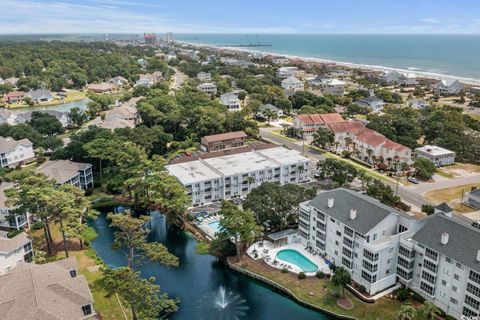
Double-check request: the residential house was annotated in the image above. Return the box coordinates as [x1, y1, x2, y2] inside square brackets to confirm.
[0, 231, 33, 275]
[27, 89, 53, 104]
[104, 97, 140, 124]
[276, 67, 298, 78]
[0, 109, 20, 125]
[0, 136, 35, 168]
[354, 96, 385, 113]
[408, 99, 427, 109]
[0, 256, 96, 319]
[18, 110, 71, 127]
[166, 146, 310, 206]
[281, 76, 304, 95]
[200, 131, 248, 152]
[299, 188, 424, 295]
[292, 113, 344, 137]
[432, 79, 464, 95]
[298, 188, 480, 319]
[468, 189, 480, 209]
[197, 72, 212, 82]
[0, 182, 30, 230]
[414, 145, 456, 167]
[197, 82, 218, 95]
[108, 76, 129, 87]
[308, 75, 330, 87]
[220, 92, 241, 111]
[398, 73, 417, 87]
[256, 104, 284, 119]
[322, 79, 345, 96]
[378, 70, 401, 85]
[86, 82, 117, 93]
[1, 91, 27, 104]
[137, 58, 148, 68]
[135, 71, 163, 87]
[36, 160, 93, 189]
[165, 52, 177, 62]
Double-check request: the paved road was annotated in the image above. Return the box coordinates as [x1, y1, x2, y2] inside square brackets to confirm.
[169, 67, 187, 94]
[260, 128, 432, 207]
[411, 174, 480, 194]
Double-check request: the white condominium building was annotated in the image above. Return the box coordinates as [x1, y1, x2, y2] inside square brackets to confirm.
[0, 182, 30, 230]
[197, 82, 218, 95]
[166, 146, 310, 206]
[276, 66, 298, 78]
[299, 188, 424, 295]
[298, 188, 480, 320]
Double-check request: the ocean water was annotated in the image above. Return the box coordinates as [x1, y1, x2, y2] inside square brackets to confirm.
[176, 34, 480, 81]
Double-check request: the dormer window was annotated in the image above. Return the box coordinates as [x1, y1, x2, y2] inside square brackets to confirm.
[69, 269, 77, 278]
[82, 304, 92, 316]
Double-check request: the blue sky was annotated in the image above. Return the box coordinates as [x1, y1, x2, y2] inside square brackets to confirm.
[2, 0, 480, 34]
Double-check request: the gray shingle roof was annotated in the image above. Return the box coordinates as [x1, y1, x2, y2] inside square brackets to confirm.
[0, 232, 32, 254]
[0, 136, 33, 153]
[434, 202, 453, 213]
[267, 229, 297, 241]
[36, 160, 91, 184]
[412, 214, 480, 273]
[308, 188, 402, 235]
[0, 257, 95, 319]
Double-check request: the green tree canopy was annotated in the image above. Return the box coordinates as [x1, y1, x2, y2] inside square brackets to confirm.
[316, 158, 358, 187]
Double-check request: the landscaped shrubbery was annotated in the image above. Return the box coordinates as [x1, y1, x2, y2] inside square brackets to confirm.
[316, 271, 325, 279]
[31, 221, 45, 231]
[297, 272, 306, 279]
[394, 288, 409, 302]
[281, 267, 289, 273]
[7, 229, 23, 238]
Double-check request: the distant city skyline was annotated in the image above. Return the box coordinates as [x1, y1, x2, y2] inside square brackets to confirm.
[1, 0, 480, 34]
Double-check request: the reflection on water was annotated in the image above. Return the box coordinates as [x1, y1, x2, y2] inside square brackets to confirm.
[90, 208, 333, 320]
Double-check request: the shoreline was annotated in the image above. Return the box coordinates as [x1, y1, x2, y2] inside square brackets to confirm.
[178, 40, 480, 86]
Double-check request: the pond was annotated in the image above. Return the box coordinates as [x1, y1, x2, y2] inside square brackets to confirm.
[8, 98, 89, 114]
[90, 209, 335, 320]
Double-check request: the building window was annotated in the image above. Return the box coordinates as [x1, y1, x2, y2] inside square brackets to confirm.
[423, 259, 438, 273]
[425, 247, 438, 261]
[463, 306, 479, 317]
[421, 271, 436, 285]
[420, 281, 435, 296]
[342, 257, 351, 269]
[450, 297, 458, 305]
[363, 249, 378, 262]
[464, 295, 480, 310]
[469, 270, 480, 285]
[361, 270, 377, 283]
[362, 260, 378, 273]
[454, 274, 460, 281]
[467, 283, 480, 298]
[82, 304, 92, 316]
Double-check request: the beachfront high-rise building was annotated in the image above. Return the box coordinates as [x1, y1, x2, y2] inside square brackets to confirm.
[164, 32, 174, 43]
[144, 33, 157, 45]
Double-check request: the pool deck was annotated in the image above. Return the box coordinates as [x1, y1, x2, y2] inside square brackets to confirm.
[195, 215, 223, 239]
[247, 241, 331, 276]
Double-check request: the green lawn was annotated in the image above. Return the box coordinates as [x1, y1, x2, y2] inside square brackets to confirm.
[236, 257, 407, 320]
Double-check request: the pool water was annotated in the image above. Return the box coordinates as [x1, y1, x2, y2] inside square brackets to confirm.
[276, 249, 318, 273]
[208, 220, 221, 233]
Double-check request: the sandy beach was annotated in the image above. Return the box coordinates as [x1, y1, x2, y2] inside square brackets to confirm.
[179, 40, 480, 86]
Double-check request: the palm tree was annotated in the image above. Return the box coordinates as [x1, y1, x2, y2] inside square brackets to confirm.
[246, 176, 256, 192]
[420, 301, 440, 319]
[334, 141, 340, 154]
[297, 164, 305, 182]
[331, 266, 351, 298]
[366, 148, 373, 164]
[398, 302, 417, 320]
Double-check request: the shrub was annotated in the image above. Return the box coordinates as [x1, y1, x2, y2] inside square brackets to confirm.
[298, 272, 306, 279]
[316, 271, 325, 279]
[7, 229, 23, 238]
[31, 221, 45, 231]
[411, 291, 426, 303]
[195, 242, 210, 255]
[358, 285, 367, 294]
[394, 288, 409, 302]
[281, 267, 289, 273]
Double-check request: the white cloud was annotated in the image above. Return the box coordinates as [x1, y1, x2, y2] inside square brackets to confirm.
[420, 18, 442, 24]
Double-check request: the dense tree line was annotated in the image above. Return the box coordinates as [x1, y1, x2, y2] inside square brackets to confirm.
[0, 41, 146, 90]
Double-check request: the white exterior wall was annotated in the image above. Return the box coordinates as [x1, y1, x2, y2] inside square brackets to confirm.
[298, 202, 421, 295]
[0, 144, 35, 168]
[322, 84, 345, 96]
[0, 238, 33, 275]
[415, 150, 455, 167]
[183, 159, 310, 206]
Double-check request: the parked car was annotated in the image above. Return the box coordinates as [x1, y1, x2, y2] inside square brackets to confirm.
[408, 176, 419, 184]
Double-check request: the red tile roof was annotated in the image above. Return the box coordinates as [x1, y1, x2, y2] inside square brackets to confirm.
[296, 113, 344, 125]
[383, 139, 410, 152]
[327, 121, 365, 133]
[354, 128, 387, 147]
